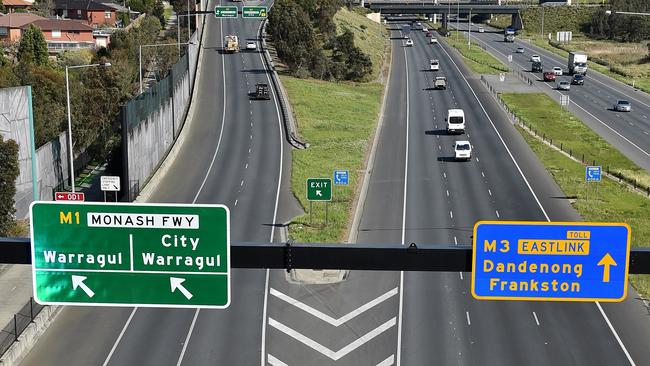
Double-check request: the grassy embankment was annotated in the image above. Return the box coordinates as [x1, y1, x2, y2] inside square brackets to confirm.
[282, 7, 388, 243]
[501, 93, 650, 298]
[446, 31, 509, 74]
[490, 6, 650, 93]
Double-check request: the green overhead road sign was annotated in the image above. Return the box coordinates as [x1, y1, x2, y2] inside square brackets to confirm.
[242, 6, 267, 18]
[307, 178, 332, 201]
[214, 6, 237, 18]
[30, 202, 230, 308]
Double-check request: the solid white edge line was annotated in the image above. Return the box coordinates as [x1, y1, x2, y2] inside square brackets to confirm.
[462, 30, 638, 366]
[533, 311, 540, 326]
[102, 307, 137, 366]
[596, 302, 636, 366]
[175, 308, 200, 366]
[396, 34, 410, 366]
[466, 311, 471, 326]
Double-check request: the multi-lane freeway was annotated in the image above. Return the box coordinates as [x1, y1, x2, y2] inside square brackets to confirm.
[453, 22, 650, 173]
[18, 6, 650, 366]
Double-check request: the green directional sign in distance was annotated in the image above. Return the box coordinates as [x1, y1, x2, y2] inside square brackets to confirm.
[214, 5, 237, 18]
[30, 202, 230, 309]
[307, 178, 332, 201]
[242, 6, 267, 18]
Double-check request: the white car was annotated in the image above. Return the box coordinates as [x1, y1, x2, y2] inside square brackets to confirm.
[552, 66, 563, 76]
[430, 59, 439, 71]
[454, 141, 472, 161]
[557, 80, 570, 90]
[515, 47, 525, 54]
[405, 39, 414, 47]
[530, 55, 541, 62]
[246, 41, 257, 50]
[478, 27, 484, 33]
[430, 37, 438, 44]
[422, 27, 428, 32]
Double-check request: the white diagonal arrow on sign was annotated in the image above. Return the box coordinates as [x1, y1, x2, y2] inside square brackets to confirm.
[170, 277, 193, 299]
[316, 190, 322, 196]
[71, 275, 95, 298]
[270, 287, 398, 327]
[268, 317, 396, 361]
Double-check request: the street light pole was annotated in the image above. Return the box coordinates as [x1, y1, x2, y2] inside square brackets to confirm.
[65, 63, 111, 193]
[456, 0, 460, 40]
[468, 8, 472, 49]
[541, 6, 544, 39]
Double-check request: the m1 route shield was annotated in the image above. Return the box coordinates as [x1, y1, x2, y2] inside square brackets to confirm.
[472, 221, 630, 302]
[30, 202, 230, 308]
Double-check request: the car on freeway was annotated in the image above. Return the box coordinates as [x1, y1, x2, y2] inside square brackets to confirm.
[478, 26, 484, 33]
[552, 66, 563, 75]
[454, 141, 472, 161]
[531, 61, 543, 73]
[530, 55, 541, 62]
[516, 47, 525, 54]
[430, 37, 438, 44]
[252, 83, 270, 100]
[434, 76, 447, 90]
[422, 27, 428, 32]
[613, 100, 631, 112]
[405, 38, 414, 47]
[416, 22, 422, 28]
[557, 80, 571, 90]
[426, 31, 432, 37]
[571, 74, 585, 85]
[543, 71, 556, 81]
[246, 41, 257, 50]
[446, 109, 466, 134]
[430, 59, 440, 71]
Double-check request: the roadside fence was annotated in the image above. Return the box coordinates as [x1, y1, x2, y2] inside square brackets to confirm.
[0, 297, 45, 358]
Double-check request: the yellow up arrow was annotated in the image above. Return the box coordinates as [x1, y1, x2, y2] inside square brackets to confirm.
[597, 253, 617, 283]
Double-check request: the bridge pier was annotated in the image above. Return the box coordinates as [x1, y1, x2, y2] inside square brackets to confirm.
[442, 13, 448, 29]
[511, 11, 524, 31]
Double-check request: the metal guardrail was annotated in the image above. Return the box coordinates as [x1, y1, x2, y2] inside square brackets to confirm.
[0, 297, 45, 358]
[3, 238, 650, 273]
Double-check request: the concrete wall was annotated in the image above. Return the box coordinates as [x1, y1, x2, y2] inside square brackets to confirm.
[34, 132, 68, 204]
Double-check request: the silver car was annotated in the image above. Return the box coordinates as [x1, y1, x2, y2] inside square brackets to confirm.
[614, 100, 631, 112]
[557, 80, 570, 90]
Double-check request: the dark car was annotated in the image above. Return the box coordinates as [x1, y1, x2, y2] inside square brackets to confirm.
[426, 31, 432, 37]
[543, 71, 556, 82]
[254, 83, 270, 100]
[531, 61, 543, 73]
[571, 74, 585, 85]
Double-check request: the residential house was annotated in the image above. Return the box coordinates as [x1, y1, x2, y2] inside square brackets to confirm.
[53, 0, 117, 27]
[26, 18, 95, 53]
[0, 13, 44, 42]
[2, 0, 32, 13]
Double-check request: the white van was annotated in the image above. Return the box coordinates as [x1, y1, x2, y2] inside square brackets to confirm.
[430, 59, 439, 71]
[446, 109, 465, 134]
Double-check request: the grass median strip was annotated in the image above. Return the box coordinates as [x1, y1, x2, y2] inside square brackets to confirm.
[517, 125, 650, 299]
[282, 77, 384, 243]
[446, 31, 510, 75]
[500, 93, 650, 190]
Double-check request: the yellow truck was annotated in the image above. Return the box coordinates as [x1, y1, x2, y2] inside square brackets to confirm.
[224, 35, 239, 53]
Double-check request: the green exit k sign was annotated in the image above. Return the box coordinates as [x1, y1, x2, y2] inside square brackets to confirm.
[214, 6, 237, 18]
[307, 178, 332, 201]
[30, 202, 230, 309]
[242, 6, 267, 18]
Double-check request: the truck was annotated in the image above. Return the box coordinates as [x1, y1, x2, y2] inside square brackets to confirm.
[504, 28, 515, 42]
[224, 35, 239, 53]
[402, 24, 411, 39]
[568, 51, 588, 75]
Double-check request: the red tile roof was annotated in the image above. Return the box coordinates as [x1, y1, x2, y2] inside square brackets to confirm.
[0, 13, 44, 28]
[26, 19, 94, 31]
[2, 0, 32, 7]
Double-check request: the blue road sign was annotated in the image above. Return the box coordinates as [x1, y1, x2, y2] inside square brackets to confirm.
[333, 170, 349, 186]
[472, 221, 630, 302]
[586, 166, 602, 182]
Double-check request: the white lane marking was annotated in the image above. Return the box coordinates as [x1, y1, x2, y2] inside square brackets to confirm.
[245, 163, 248, 169]
[454, 236, 458, 245]
[102, 308, 137, 366]
[268, 317, 397, 361]
[466, 311, 471, 326]
[644, 131, 649, 135]
[438, 43, 551, 221]
[240, 180, 244, 187]
[533, 311, 540, 326]
[397, 34, 411, 366]
[596, 302, 636, 366]
[643, 115, 648, 119]
[175, 308, 200, 366]
[438, 145, 442, 150]
[481, 171, 485, 178]
[270, 287, 398, 327]
[459, 272, 463, 280]
[10, 286, 16, 292]
[443, 172, 447, 179]
[234, 199, 238, 206]
[476, 157, 479, 162]
[267, 354, 288, 366]
[446, 189, 450, 197]
[495, 210, 500, 218]
[249, 148, 252, 153]
[488, 189, 492, 196]
[450, 211, 453, 219]
[377, 354, 395, 366]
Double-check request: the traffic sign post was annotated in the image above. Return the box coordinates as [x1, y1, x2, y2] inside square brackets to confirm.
[472, 221, 631, 302]
[101, 175, 121, 202]
[242, 6, 267, 18]
[586, 166, 601, 182]
[30, 202, 230, 308]
[333, 170, 349, 186]
[214, 6, 237, 18]
[54, 192, 85, 202]
[307, 178, 332, 226]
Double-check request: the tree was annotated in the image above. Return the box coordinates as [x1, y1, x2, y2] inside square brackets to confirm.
[33, 0, 54, 17]
[0, 135, 19, 236]
[17, 25, 49, 66]
[267, 0, 318, 74]
[21, 65, 67, 147]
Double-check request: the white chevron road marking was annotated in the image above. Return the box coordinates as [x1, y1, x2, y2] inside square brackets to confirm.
[270, 287, 398, 327]
[268, 317, 397, 361]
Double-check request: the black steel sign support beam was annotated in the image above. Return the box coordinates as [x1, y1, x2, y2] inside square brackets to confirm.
[3, 238, 650, 273]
